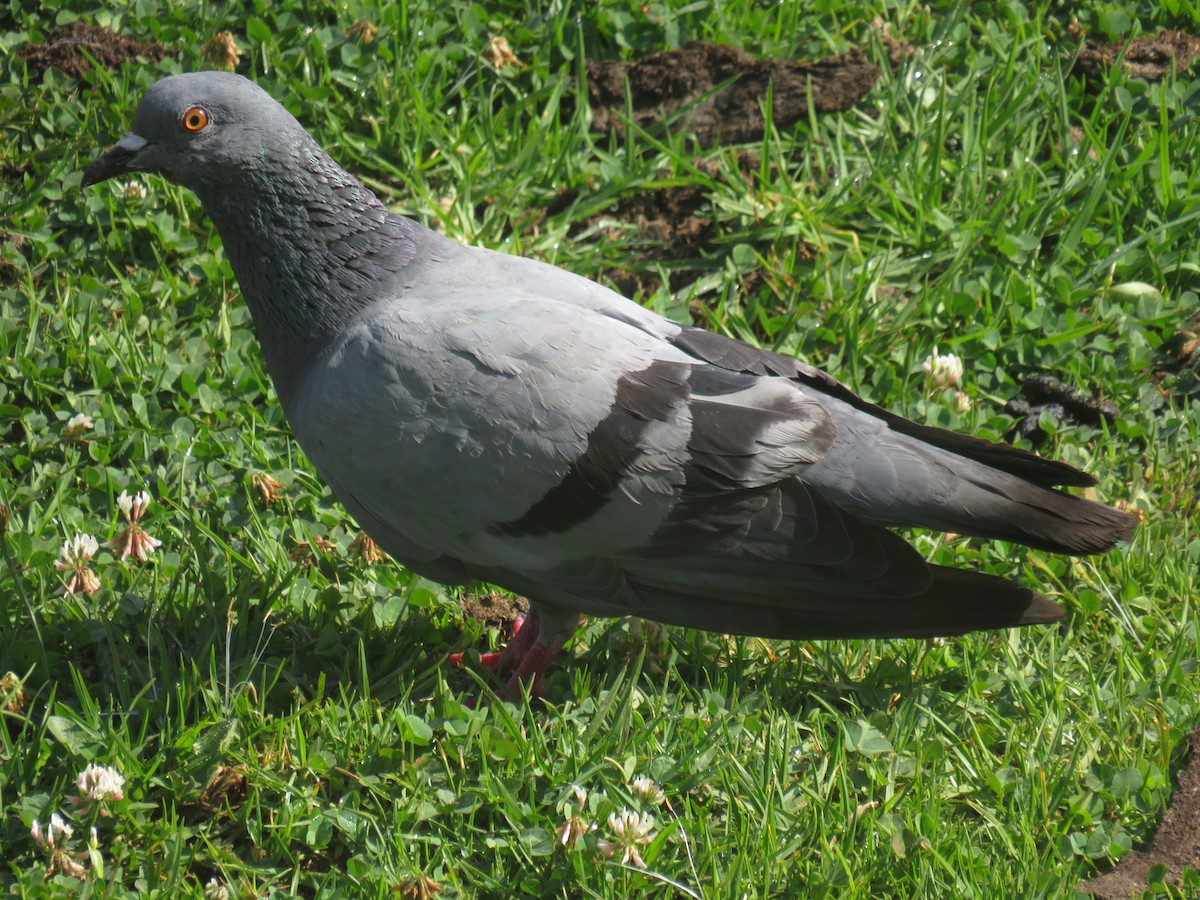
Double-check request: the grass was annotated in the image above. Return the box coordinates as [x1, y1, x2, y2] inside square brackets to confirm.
[2, 0, 1199, 896]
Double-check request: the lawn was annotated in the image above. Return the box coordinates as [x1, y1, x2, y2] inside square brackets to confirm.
[2, 0, 1199, 896]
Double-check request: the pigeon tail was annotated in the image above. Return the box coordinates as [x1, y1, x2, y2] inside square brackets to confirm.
[622, 565, 1064, 641]
[863, 451, 1138, 557]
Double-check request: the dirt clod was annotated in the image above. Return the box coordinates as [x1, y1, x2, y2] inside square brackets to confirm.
[459, 592, 527, 629]
[1081, 727, 1200, 897]
[543, 153, 815, 300]
[179, 764, 250, 823]
[1151, 314, 1200, 405]
[0, 162, 29, 182]
[17, 21, 167, 80]
[587, 40, 880, 147]
[200, 764, 250, 812]
[1073, 29, 1200, 81]
[542, 150, 821, 300]
[1158, 317, 1200, 377]
[1004, 375, 1119, 447]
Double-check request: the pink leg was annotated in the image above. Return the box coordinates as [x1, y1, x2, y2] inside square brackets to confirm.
[504, 629, 570, 699]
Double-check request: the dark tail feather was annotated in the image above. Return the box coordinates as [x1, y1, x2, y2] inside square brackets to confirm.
[625, 565, 1065, 641]
[886, 565, 1067, 637]
[945, 475, 1138, 557]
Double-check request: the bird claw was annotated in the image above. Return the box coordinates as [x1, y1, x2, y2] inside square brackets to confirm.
[449, 611, 541, 674]
[448, 611, 572, 700]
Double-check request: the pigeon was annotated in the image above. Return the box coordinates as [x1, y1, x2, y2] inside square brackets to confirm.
[84, 72, 1138, 695]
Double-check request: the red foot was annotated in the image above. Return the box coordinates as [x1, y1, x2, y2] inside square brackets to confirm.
[447, 610, 569, 699]
[448, 613, 540, 674]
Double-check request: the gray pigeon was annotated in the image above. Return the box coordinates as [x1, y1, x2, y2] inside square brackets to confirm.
[84, 72, 1137, 695]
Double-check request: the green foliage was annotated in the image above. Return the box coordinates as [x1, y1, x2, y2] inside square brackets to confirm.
[2, 0, 1198, 896]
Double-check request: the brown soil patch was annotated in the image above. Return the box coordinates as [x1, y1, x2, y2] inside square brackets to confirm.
[1152, 315, 1200, 407]
[1081, 727, 1200, 897]
[1157, 317, 1200, 377]
[17, 21, 167, 80]
[0, 231, 29, 284]
[199, 764, 250, 812]
[539, 154, 815, 300]
[459, 591, 527, 629]
[179, 764, 250, 822]
[543, 155, 745, 298]
[1073, 29, 1200, 81]
[1004, 375, 1120, 447]
[559, 39, 888, 298]
[0, 162, 29, 182]
[586, 40, 881, 147]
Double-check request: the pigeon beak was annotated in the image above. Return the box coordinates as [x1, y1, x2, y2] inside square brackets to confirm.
[82, 133, 149, 187]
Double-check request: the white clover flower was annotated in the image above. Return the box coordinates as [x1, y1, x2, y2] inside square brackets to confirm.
[630, 776, 665, 807]
[204, 877, 232, 900]
[557, 815, 591, 849]
[115, 490, 151, 523]
[571, 784, 587, 809]
[923, 350, 964, 389]
[64, 413, 94, 443]
[106, 490, 161, 562]
[76, 763, 125, 802]
[953, 390, 971, 414]
[56, 533, 98, 567]
[555, 783, 594, 849]
[55, 534, 101, 596]
[117, 180, 148, 200]
[30, 812, 73, 849]
[596, 809, 656, 867]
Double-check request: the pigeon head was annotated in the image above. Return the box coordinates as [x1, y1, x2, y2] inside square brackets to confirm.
[83, 71, 305, 191]
[83, 72, 420, 401]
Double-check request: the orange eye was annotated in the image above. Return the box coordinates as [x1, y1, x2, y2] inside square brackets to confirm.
[182, 106, 209, 132]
